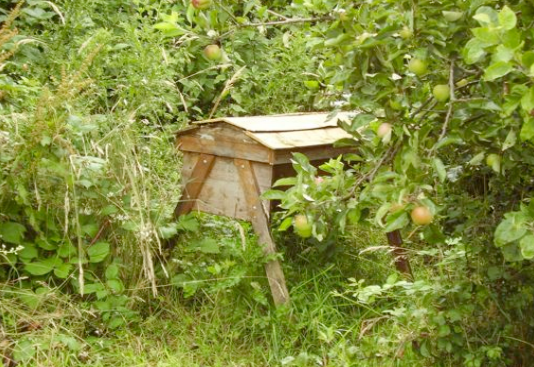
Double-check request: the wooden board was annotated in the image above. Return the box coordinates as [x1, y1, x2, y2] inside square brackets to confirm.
[181, 153, 273, 220]
[177, 124, 272, 163]
[189, 111, 359, 132]
[247, 127, 352, 150]
[234, 158, 289, 305]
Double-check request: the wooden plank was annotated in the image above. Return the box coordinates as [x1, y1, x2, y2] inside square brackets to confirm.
[235, 158, 290, 306]
[182, 156, 273, 220]
[177, 124, 272, 163]
[272, 145, 354, 165]
[247, 127, 353, 150]
[191, 111, 359, 132]
[174, 154, 216, 217]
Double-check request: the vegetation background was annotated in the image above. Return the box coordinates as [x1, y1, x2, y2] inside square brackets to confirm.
[1, 0, 534, 366]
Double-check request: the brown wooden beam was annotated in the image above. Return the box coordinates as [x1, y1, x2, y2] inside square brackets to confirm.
[174, 154, 216, 217]
[234, 158, 290, 306]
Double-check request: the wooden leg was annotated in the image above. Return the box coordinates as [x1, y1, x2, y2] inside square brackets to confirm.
[174, 154, 216, 218]
[386, 230, 413, 279]
[234, 158, 290, 306]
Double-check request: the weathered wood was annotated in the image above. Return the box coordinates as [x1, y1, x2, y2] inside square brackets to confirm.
[234, 158, 290, 306]
[181, 154, 273, 220]
[386, 230, 413, 279]
[177, 124, 272, 163]
[174, 154, 216, 217]
[193, 111, 358, 132]
[247, 127, 352, 150]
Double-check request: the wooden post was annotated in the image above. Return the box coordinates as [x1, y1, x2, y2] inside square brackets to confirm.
[386, 230, 413, 279]
[234, 158, 290, 306]
[174, 154, 216, 217]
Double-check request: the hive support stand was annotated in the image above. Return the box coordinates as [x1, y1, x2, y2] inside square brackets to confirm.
[234, 158, 290, 306]
[173, 154, 290, 306]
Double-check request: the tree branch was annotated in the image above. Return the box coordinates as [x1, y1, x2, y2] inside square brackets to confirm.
[238, 16, 334, 28]
[438, 59, 455, 142]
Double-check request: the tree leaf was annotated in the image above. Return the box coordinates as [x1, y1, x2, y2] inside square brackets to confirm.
[432, 158, 447, 182]
[498, 6, 517, 30]
[483, 61, 514, 81]
[502, 130, 517, 150]
[87, 242, 111, 263]
[520, 234, 534, 259]
[520, 118, 534, 142]
[494, 213, 527, 247]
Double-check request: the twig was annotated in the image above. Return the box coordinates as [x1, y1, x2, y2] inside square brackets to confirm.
[209, 66, 246, 119]
[438, 59, 455, 142]
[238, 16, 334, 28]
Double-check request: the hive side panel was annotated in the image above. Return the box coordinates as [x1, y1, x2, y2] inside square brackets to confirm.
[181, 154, 273, 220]
[177, 124, 273, 163]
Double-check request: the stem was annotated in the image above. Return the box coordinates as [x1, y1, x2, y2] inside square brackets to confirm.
[438, 59, 455, 142]
[239, 16, 334, 28]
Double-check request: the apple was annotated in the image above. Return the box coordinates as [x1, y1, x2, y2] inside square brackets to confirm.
[377, 122, 392, 138]
[204, 44, 222, 61]
[432, 84, 450, 102]
[408, 58, 427, 76]
[399, 26, 413, 39]
[411, 206, 433, 225]
[294, 214, 312, 238]
[191, 0, 212, 10]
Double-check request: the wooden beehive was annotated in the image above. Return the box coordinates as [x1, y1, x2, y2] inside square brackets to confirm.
[174, 111, 358, 305]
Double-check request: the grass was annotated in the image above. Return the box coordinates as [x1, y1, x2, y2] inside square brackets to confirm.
[0, 221, 425, 367]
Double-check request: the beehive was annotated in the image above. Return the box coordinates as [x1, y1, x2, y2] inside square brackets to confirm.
[174, 111, 358, 305]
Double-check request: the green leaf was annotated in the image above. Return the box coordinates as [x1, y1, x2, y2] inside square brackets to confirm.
[24, 258, 60, 276]
[502, 130, 517, 150]
[498, 6, 517, 30]
[483, 61, 514, 81]
[188, 238, 220, 254]
[87, 242, 111, 263]
[521, 87, 534, 112]
[176, 215, 199, 232]
[106, 279, 125, 293]
[158, 225, 178, 239]
[105, 264, 120, 280]
[278, 217, 293, 231]
[18, 245, 38, 261]
[53, 262, 72, 278]
[494, 213, 527, 247]
[432, 158, 446, 182]
[520, 235, 534, 259]
[520, 118, 534, 142]
[0, 221, 26, 244]
[501, 243, 524, 262]
[273, 177, 297, 187]
[261, 189, 287, 200]
[472, 27, 500, 45]
[463, 38, 487, 64]
[384, 212, 409, 232]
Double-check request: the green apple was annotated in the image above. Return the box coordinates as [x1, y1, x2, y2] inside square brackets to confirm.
[294, 214, 312, 238]
[204, 44, 222, 61]
[408, 58, 427, 76]
[432, 84, 450, 102]
[399, 26, 413, 39]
